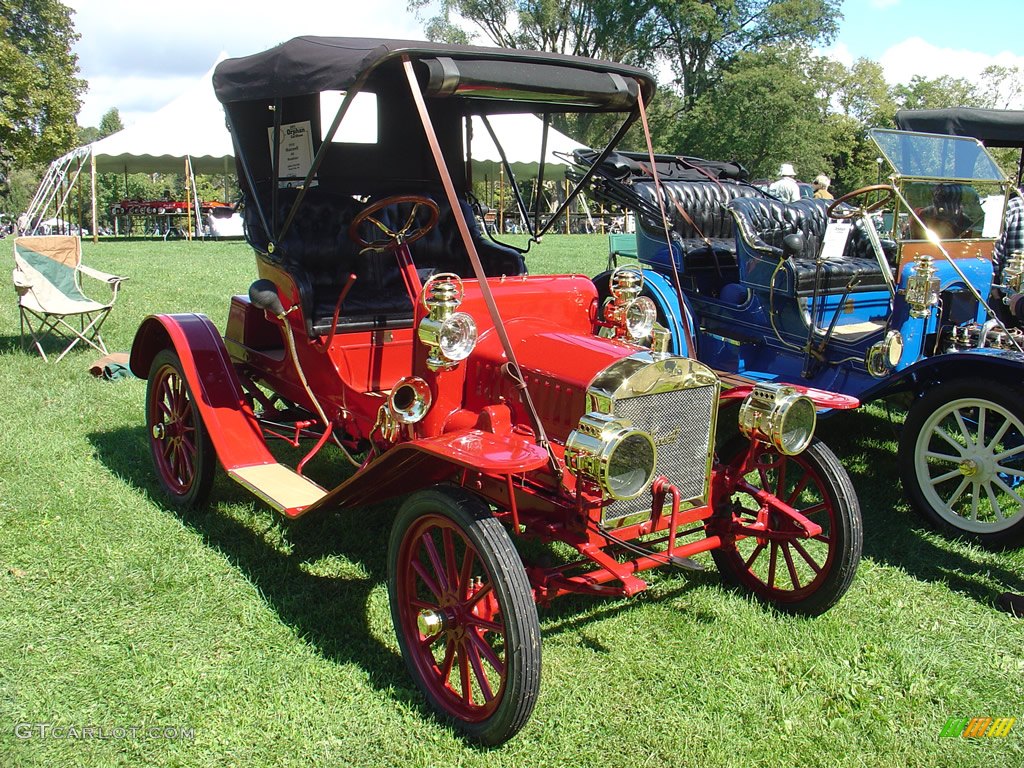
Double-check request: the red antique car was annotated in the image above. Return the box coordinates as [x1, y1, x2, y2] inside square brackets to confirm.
[110, 198, 232, 216]
[130, 37, 863, 744]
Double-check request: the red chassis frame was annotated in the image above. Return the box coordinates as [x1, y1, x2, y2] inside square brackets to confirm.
[131, 271, 856, 607]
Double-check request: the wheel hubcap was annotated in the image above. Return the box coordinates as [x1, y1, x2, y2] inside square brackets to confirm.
[417, 608, 447, 636]
[958, 458, 979, 478]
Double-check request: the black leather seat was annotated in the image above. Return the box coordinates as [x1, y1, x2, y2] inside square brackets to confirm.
[728, 197, 892, 296]
[244, 189, 526, 335]
[633, 180, 762, 271]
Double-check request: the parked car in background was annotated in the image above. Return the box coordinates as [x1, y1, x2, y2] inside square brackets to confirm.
[129, 36, 863, 744]
[580, 129, 1024, 548]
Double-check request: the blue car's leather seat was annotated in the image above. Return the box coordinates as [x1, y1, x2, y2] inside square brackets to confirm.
[728, 197, 893, 296]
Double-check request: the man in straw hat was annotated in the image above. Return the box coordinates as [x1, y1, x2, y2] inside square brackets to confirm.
[770, 163, 801, 202]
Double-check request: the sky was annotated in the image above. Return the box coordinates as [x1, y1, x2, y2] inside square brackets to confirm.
[67, 0, 1024, 129]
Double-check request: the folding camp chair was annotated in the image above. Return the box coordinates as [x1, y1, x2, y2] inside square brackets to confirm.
[12, 235, 126, 362]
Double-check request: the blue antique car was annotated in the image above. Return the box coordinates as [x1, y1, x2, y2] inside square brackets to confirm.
[581, 129, 1024, 547]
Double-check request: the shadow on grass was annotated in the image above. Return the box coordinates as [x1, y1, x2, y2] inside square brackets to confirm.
[820, 407, 1024, 605]
[0, 331, 113, 361]
[87, 424, 432, 714]
[0, 334, 27, 355]
[87, 422, 720, 742]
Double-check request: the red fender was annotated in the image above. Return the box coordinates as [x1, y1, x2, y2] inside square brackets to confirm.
[130, 314, 276, 470]
[303, 429, 550, 514]
[720, 382, 859, 411]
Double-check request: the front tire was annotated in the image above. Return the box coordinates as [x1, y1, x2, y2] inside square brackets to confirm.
[899, 379, 1024, 548]
[387, 487, 541, 745]
[711, 439, 862, 616]
[146, 348, 216, 507]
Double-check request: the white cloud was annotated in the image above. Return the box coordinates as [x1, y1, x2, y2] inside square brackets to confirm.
[881, 37, 1024, 105]
[819, 36, 1024, 107]
[881, 37, 1022, 83]
[821, 41, 854, 68]
[67, 0, 426, 126]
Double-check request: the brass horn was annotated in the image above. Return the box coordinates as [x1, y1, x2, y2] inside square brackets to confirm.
[388, 377, 433, 424]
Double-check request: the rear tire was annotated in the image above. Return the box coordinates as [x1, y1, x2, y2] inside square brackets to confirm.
[899, 379, 1024, 548]
[146, 349, 215, 508]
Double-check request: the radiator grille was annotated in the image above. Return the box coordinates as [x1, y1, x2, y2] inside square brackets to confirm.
[604, 385, 716, 524]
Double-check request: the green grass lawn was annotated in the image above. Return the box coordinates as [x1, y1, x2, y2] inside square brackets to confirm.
[1, 236, 1022, 767]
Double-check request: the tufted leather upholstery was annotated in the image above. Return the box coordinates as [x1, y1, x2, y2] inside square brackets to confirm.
[633, 180, 761, 269]
[635, 180, 761, 240]
[728, 197, 892, 296]
[244, 189, 525, 334]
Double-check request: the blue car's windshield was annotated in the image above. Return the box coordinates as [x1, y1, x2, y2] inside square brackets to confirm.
[870, 128, 1007, 182]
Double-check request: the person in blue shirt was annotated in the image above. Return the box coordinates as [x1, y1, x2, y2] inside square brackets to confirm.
[769, 163, 800, 203]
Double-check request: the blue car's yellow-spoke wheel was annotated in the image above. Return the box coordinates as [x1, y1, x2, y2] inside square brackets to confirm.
[900, 379, 1024, 548]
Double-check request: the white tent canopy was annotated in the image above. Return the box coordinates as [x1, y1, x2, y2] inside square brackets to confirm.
[24, 54, 235, 238]
[89, 55, 234, 175]
[26, 56, 587, 238]
[468, 113, 586, 179]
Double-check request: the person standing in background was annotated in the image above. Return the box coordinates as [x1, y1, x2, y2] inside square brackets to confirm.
[769, 163, 800, 203]
[813, 174, 834, 200]
[994, 193, 1023, 273]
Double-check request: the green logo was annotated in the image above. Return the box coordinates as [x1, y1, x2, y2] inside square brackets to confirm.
[940, 717, 1015, 738]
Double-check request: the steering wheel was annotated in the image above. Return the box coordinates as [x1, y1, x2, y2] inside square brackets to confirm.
[826, 184, 896, 220]
[350, 194, 440, 251]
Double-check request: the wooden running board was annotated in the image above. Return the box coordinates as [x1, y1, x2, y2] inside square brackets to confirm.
[228, 463, 327, 516]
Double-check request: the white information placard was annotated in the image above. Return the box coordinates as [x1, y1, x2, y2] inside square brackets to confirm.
[268, 121, 316, 187]
[820, 221, 853, 261]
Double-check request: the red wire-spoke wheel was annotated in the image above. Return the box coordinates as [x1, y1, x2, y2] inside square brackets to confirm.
[146, 349, 215, 508]
[711, 438, 862, 616]
[388, 487, 540, 745]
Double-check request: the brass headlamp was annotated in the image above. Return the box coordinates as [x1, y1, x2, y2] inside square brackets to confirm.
[604, 266, 657, 342]
[418, 273, 478, 371]
[738, 382, 816, 456]
[565, 412, 657, 501]
[866, 330, 904, 378]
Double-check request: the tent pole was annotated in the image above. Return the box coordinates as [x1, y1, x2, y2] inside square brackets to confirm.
[185, 156, 194, 240]
[565, 179, 569, 234]
[76, 154, 84, 236]
[91, 150, 98, 243]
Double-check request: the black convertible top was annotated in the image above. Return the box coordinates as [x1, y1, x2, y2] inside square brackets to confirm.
[895, 108, 1024, 148]
[213, 36, 656, 111]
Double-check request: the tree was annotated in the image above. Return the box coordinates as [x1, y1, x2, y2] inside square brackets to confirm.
[411, 0, 663, 64]
[675, 45, 836, 182]
[823, 57, 898, 194]
[0, 1, 85, 168]
[98, 107, 123, 138]
[892, 74, 978, 111]
[652, 0, 842, 110]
